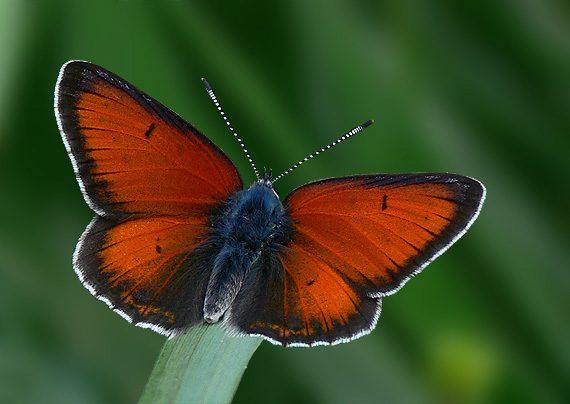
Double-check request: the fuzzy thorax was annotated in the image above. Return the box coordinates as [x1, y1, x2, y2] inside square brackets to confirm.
[203, 180, 287, 323]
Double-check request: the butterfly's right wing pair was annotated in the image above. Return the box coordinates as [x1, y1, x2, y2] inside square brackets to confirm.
[227, 174, 485, 346]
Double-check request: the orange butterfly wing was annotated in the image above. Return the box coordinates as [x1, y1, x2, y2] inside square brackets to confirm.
[55, 61, 242, 335]
[74, 216, 221, 335]
[56, 61, 242, 218]
[228, 173, 484, 346]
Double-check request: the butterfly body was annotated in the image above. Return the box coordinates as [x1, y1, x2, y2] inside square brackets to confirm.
[204, 177, 290, 323]
[55, 61, 485, 346]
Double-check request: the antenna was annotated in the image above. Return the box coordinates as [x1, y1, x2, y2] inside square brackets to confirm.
[272, 119, 374, 183]
[202, 78, 260, 180]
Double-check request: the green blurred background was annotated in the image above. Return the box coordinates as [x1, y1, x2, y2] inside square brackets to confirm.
[1, 1, 568, 403]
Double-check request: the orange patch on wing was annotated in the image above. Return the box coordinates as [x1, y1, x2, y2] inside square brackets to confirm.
[276, 244, 363, 338]
[74, 78, 241, 215]
[123, 295, 177, 323]
[96, 216, 207, 317]
[286, 178, 463, 289]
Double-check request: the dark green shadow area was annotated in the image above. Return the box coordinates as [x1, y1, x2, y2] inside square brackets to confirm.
[0, 1, 568, 403]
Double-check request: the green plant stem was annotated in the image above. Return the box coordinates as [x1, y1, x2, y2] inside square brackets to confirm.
[138, 322, 263, 404]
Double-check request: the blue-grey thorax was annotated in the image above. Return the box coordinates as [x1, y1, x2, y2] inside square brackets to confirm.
[203, 179, 288, 323]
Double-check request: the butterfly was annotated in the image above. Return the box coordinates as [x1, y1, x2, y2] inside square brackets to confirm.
[55, 61, 485, 347]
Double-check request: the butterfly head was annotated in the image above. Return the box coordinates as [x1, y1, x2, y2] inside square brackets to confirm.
[260, 168, 273, 184]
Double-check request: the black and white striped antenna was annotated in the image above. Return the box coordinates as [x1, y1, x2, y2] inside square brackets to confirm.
[202, 78, 260, 180]
[202, 78, 374, 183]
[271, 119, 374, 183]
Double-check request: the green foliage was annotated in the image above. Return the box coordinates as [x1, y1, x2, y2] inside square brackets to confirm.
[139, 323, 262, 404]
[0, 1, 568, 403]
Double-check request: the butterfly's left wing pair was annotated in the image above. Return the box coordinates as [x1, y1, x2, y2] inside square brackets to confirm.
[56, 61, 243, 335]
[57, 61, 484, 345]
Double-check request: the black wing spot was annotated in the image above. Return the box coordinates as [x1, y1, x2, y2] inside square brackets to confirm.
[145, 123, 156, 138]
[381, 194, 388, 210]
[307, 279, 315, 286]
[156, 245, 162, 254]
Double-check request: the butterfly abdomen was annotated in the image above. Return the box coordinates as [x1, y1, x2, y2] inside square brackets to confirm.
[204, 179, 290, 322]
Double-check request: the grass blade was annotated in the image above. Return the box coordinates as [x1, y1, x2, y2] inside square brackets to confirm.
[138, 322, 262, 404]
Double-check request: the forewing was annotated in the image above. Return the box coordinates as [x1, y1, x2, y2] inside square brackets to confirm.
[285, 173, 485, 296]
[55, 61, 243, 218]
